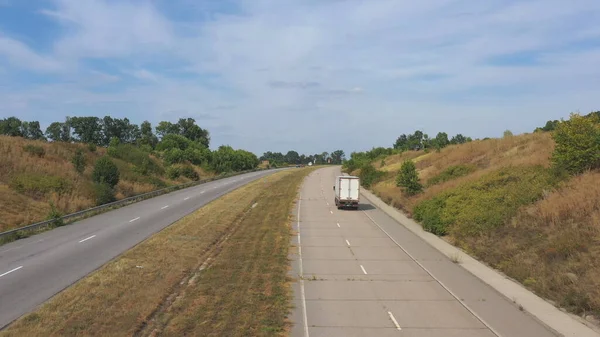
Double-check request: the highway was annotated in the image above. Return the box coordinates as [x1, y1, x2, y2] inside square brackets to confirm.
[290, 167, 560, 337]
[0, 169, 280, 329]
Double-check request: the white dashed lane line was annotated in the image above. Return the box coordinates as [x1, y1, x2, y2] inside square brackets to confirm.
[0, 266, 23, 278]
[161, 205, 169, 210]
[79, 235, 96, 243]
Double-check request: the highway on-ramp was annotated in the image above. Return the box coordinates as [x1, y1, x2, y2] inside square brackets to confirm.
[0, 169, 281, 329]
[290, 166, 560, 337]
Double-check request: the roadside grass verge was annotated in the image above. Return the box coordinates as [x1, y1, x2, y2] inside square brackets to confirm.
[461, 170, 600, 317]
[413, 165, 558, 237]
[1, 168, 311, 337]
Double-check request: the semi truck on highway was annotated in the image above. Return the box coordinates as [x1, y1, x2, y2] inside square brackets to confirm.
[333, 175, 360, 210]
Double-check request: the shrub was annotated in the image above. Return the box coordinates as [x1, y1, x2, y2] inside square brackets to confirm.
[396, 160, 423, 195]
[47, 201, 64, 227]
[107, 144, 163, 175]
[87, 143, 97, 152]
[359, 164, 385, 188]
[94, 183, 116, 206]
[413, 166, 556, 238]
[166, 166, 181, 180]
[503, 130, 514, 138]
[92, 156, 120, 188]
[427, 164, 475, 186]
[163, 148, 185, 165]
[551, 113, 600, 175]
[10, 174, 71, 196]
[72, 149, 86, 174]
[23, 144, 45, 158]
[180, 165, 200, 181]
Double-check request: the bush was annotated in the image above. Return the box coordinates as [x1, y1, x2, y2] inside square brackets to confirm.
[503, 130, 514, 138]
[107, 144, 163, 175]
[87, 143, 97, 152]
[94, 183, 116, 206]
[180, 165, 200, 181]
[166, 166, 181, 180]
[23, 144, 45, 157]
[163, 148, 185, 165]
[396, 160, 423, 195]
[359, 164, 385, 188]
[413, 197, 447, 235]
[551, 113, 600, 175]
[92, 156, 120, 187]
[72, 149, 86, 174]
[427, 165, 475, 186]
[10, 174, 71, 196]
[47, 201, 64, 227]
[413, 166, 556, 238]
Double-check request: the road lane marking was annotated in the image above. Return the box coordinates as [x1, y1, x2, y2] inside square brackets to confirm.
[184, 197, 190, 200]
[362, 211, 502, 337]
[129, 217, 140, 223]
[297, 195, 310, 337]
[200, 191, 205, 194]
[388, 311, 401, 330]
[0, 266, 23, 278]
[161, 205, 169, 209]
[326, 202, 329, 206]
[330, 210, 333, 214]
[337, 222, 340, 228]
[79, 235, 96, 243]
[360, 265, 368, 274]
[346, 239, 351, 246]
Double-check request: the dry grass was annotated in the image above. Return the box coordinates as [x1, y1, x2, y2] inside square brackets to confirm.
[371, 132, 554, 216]
[0, 136, 198, 231]
[462, 171, 600, 315]
[1, 168, 313, 337]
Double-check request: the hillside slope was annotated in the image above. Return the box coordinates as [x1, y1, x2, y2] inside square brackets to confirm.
[346, 123, 600, 322]
[0, 136, 213, 232]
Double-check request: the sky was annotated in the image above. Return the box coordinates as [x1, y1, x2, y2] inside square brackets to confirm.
[0, 0, 599, 155]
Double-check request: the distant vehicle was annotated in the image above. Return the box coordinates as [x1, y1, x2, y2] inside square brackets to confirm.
[333, 175, 360, 210]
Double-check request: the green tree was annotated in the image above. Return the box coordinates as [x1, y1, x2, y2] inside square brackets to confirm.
[138, 121, 158, 148]
[70, 117, 102, 144]
[72, 149, 86, 174]
[551, 113, 600, 175]
[396, 160, 423, 195]
[0, 117, 23, 137]
[503, 130, 514, 138]
[450, 134, 468, 144]
[92, 156, 120, 187]
[285, 150, 300, 164]
[330, 150, 345, 164]
[177, 118, 210, 148]
[45, 122, 64, 142]
[21, 121, 46, 140]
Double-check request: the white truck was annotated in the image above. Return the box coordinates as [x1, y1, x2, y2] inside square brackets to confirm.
[333, 175, 360, 210]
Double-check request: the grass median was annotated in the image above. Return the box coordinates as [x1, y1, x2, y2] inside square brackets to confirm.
[1, 168, 313, 337]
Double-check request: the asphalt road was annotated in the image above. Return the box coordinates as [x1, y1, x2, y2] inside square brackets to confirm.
[0, 169, 281, 329]
[290, 167, 560, 337]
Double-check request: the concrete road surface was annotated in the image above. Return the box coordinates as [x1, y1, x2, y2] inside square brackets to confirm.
[290, 167, 560, 337]
[0, 169, 281, 329]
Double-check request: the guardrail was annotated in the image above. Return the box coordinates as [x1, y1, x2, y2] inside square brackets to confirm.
[0, 167, 274, 243]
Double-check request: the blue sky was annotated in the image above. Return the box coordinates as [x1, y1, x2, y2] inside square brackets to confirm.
[0, 0, 599, 155]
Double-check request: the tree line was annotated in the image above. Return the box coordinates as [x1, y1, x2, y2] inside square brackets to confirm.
[260, 150, 345, 166]
[0, 115, 259, 174]
[394, 130, 472, 152]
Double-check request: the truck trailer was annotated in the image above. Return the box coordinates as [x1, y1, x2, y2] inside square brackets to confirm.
[333, 175, 360, 210]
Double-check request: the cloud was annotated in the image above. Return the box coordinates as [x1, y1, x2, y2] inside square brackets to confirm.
[268, 81, 320, 89]
[0, 35, 62, 72]
[1, 0, 599, 155]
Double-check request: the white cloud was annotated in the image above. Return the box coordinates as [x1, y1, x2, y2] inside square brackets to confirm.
[0, 35, 62, 72]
